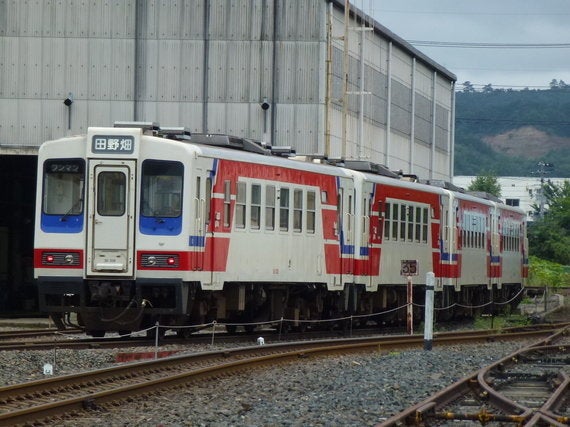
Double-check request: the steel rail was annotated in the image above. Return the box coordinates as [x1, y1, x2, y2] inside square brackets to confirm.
[0, 323, 564, 352]
[377, 325, 570, 426]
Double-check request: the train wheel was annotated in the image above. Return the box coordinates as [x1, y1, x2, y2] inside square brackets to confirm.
[118, 330, 132, 337]
[88, 330, 105, 338]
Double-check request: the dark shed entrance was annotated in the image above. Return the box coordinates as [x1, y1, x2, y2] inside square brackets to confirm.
[0, 154, 37, 314]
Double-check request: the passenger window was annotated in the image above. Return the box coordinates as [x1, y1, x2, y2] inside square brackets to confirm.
[251, 184, 261, 229]
[293, 189, 303, 232]
[236, 182, 246, 229]
[205, 177, 212, 225]
[307, 191, 316, 234]
[265, 185, 276, 230]
[223, 180, 231, 227]
[280, 188, 290, 231]
[384, 202, 391, 239]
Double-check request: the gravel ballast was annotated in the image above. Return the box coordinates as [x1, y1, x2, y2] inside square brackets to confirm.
[0, 339, 530, 426]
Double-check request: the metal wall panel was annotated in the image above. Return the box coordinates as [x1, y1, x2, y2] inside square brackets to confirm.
[136, 39, 159, 101]
[275, 104, 320, 154]
[64, 38, 89, 99]
[208, 41, 228, 102]
[414, 63, 434, 100]
[391, 46, 412, 86]
[0, 99, 19, 144]
[436, 74, 452, 109]
[435, 104, 449, 151]
[225, 42, 252, 102]
[40, 99, 69, 142]
[18, 100, 42, 144]
[38, 38, 66, 99]
[277, 41, 321, 104]
[156, 40, 182, 102]
[224, 103, 251, 136]
[178, 102, 205, 132]
[180, 40, 205, 102]
[88, 39, 113, 100]
[277, 0, 322, 41]
[179, 0, 206, 39]
[0, 0, 7, 36]
[209, 0, 264, 41]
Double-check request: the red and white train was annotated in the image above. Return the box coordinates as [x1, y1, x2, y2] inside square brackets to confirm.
[34, 122, 528, 336]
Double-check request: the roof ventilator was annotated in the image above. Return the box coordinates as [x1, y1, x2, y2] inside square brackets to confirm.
[342, 160, 401, 178]
[113, 121, 160, 134]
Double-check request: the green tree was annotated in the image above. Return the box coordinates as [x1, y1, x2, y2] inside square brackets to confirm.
[462, 81, 475, 93]
[528, 180, 570, 264]
[467, 173, 501, 197]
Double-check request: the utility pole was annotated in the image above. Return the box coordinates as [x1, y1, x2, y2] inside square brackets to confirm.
[533, 161, 554, 219]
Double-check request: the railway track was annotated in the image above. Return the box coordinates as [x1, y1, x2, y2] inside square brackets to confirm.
[0, 328, 82, 340]
[379, 325, 570, 426]
[0, 322, 566, 352]
[0, 325, 566, 426]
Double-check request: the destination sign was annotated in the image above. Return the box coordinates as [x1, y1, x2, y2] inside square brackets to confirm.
[92, 135, 135, 154]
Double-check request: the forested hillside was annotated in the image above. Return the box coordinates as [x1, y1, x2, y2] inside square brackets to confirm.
[454, 85, 570, 177]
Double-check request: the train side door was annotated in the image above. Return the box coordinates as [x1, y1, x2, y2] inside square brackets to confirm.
[489, 206, 501, 286]
[191, 167, 213, 273]
[338, 179, 355, 285]
[361, 184, 374, 288]
[439, 193, 454, 288]
[86, 160, 136, 276]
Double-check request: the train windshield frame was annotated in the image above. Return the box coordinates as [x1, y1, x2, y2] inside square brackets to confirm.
[40, 158, 85, 233]
[42, 159, 85, 216]
[141, 160, 184, 218]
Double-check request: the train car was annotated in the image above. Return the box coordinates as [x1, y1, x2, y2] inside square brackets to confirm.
[34, 122, 527, 336]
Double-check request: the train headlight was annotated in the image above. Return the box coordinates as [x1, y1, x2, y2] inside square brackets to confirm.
[64, 254, 74, 264]
[167, 257, 176, 266]
[147, 256, 157, 265]
[46, 255, 55, 263]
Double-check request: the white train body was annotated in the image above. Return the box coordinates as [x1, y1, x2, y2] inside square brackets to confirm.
[34, 124, 527, 334]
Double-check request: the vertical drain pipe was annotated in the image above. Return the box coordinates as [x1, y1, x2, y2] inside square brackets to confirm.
[133, 0, 139, 120]
[270, 0, 279, 146]
[202, 0, 211, 133]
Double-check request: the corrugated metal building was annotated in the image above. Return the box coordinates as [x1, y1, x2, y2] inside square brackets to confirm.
[0, 0, 456, 311]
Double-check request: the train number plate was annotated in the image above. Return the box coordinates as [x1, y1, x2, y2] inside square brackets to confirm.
[400, 260, 418, 276]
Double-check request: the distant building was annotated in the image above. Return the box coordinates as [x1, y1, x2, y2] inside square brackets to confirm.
[453, 176, 569, 222]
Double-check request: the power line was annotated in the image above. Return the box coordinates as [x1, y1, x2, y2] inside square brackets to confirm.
[456, 117, 570, 126]
[376, 9, 570, 17]
[408, 41, 570, 49]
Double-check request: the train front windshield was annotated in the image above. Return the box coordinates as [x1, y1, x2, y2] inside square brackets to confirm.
[141, 160, 183, 218]
[43, 159, 85, 216]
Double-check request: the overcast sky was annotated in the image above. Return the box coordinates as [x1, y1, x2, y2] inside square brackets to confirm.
[363, 0, 570, 90]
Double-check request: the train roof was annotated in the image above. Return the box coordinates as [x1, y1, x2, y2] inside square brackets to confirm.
[41, 122, 524, 216]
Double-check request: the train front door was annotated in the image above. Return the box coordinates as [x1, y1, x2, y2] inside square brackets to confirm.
[86, 160, 136, 276]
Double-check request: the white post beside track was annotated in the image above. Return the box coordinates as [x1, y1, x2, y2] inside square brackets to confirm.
[424, 272, 435, 351]
[406, 275, 413, 335]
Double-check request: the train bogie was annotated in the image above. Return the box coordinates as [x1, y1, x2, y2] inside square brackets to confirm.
[34, 123, 527, 335]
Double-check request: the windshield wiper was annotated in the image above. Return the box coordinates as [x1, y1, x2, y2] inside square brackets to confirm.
[59, 198, 83, 222]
